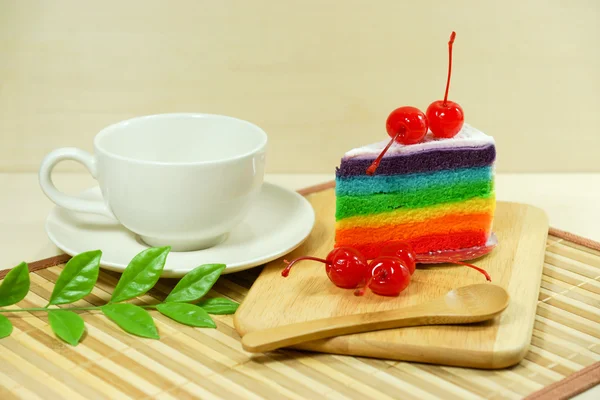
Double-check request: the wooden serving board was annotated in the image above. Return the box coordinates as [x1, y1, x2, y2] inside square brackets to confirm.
[234, 187, 549, 369]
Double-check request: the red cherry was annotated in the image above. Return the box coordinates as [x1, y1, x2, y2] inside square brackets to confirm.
[325, 248, 369, 288]
[355, 256, 411, 297]
[427, 31, 464, 138]
[380, 241, 416, 275]
[385, 106, 429, 145]
[426, 101, 464, 138]
[366, 106, 428, 175]
[282, 247, 368, 289]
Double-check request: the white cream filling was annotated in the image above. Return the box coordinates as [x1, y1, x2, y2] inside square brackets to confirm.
[343, 123, 495, 160]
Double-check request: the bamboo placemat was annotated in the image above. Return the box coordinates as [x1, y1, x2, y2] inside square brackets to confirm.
[1, 183, 599, 399]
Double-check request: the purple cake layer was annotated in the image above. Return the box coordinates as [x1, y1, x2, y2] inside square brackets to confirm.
[336, 145, 496, 177]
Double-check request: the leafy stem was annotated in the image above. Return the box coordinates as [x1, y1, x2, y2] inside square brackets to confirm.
[0, 247, 239, 344]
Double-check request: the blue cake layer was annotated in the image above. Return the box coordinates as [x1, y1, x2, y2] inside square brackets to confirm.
[336, 166, 494, 196]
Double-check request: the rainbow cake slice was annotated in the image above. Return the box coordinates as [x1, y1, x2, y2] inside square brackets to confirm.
[335, 123, 496, 259]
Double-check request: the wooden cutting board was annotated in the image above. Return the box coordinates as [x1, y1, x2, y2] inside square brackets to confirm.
[234, 187, 549, 369]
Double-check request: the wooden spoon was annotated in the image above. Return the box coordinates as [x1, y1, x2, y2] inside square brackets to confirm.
[241, 283, 509, 353]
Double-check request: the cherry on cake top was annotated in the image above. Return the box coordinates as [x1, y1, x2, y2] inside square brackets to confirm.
[367, 31, 465, 176]
[366, 107, 428, 176]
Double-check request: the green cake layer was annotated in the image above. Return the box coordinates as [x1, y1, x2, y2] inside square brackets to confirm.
[335, 180, 494, 219]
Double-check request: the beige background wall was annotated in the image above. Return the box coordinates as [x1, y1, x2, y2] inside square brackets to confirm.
[1, 0, 598, 173]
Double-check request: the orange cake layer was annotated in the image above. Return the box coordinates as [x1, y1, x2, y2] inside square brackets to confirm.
[335, 213, 492, 247]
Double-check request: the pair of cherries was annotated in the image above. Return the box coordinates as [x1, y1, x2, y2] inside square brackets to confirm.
[367, 32, 464, 176]
[282, 241, 491, 297]
[282, 242, 415, 297]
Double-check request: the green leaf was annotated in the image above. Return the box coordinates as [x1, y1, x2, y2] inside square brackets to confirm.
[0, 314, 13, 338]
[197, 297, 239, 315]
[156, 303, 216, 328]
[165, 264, 226, 303]
[110, 247, 170, 303]
[48, 310, 85, 346]
[48, 250, 101, 306]
[102, 303, 159, 339]
[0, 262, 30, 306]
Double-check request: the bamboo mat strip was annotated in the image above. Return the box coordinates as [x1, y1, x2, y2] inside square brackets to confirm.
[525, 362, 600, 400]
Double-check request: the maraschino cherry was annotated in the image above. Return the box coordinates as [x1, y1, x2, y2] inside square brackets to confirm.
[380, 241, 416, 275]
[366, 106, 428, 176]
[282, 247, 368, 289]
[355, 256, 411, 297]
[426, 31, 464, 138]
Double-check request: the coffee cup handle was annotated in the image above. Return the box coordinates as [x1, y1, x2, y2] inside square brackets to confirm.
[39, 148, 116, 218]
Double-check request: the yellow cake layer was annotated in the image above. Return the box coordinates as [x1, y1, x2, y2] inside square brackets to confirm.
[336, 196, 496, 230]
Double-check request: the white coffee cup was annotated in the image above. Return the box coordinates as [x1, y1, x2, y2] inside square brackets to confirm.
[39, 113, 267, 251]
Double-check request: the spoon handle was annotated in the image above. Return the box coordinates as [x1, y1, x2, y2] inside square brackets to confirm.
[242, 300, 460, 353]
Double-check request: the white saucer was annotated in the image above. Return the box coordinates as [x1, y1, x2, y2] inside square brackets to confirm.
[45, 183, 315, 277]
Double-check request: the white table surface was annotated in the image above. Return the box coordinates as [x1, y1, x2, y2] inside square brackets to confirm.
[1, 172, 598, 398]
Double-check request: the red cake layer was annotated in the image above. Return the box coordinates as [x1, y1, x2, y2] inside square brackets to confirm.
[338, 231, 488, 260]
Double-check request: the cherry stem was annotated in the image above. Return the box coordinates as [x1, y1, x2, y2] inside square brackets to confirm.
[366, 131, 401, 176]
[282, 256, 327, 277]
[449, 260, 491, 282]
[414, 253, 491, 281]
[443, 31, 456, 106]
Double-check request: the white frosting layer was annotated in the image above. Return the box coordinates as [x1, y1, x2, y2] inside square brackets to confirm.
[343, 123, 495, 160]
